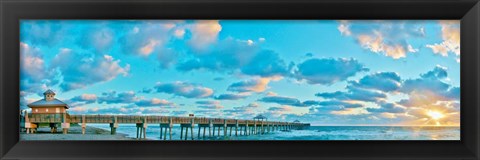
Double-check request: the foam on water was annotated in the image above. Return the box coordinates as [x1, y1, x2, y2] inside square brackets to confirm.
[87, 124, 460, 140]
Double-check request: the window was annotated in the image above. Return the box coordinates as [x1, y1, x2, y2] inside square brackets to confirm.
[46, 109, 49, 112]
[56, 108, 60, 113]
[35, 109, 38, 113]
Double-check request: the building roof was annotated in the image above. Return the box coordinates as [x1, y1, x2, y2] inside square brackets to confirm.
[43, 89, 56, 95]
[293, 120, 300, 123]
[27, 98, 69, 108]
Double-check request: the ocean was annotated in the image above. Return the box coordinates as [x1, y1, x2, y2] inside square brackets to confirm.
[88, 124, 460, 140]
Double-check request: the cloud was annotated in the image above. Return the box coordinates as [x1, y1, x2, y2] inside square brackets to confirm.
[20, 43, 47, 81]
[294, 58, 369, 85]
[400, 66, 457, 101]
[366, 100, 406, 113]
[265, 106, 295, 117]
[420, 65, 448, 79]
[187, 20, 222, 50]
[156, 48, 179, 69]
[135, 98, 175, 107]
[176, 37, 260, 73]
[77, 22, 115, 53]
[258, 95, 361, 108]
[98, 91, 138, 104]
[195, 100, 220, 105]
[154, 81, 214, 98]
[213, 77, 224, 81]
[338, 20, 425, 59]
[88, 106, 171, 115]
[20, 42, 57, 95]
[140, 88, 153, 93]
[70, 94, 98, 104]
[176, 39, 291, 78]
[240, 50, 291, 77]
[307, 100, 364, 108]
[259, 96, 307, 107]
[317, 86, 387, 102]
[313, 65, 459, 125]
[315, 71, 404, 103]
[265, 91, 277, 96]
[348, 72, 402, 92]
[20, 20, 67, 47]
[118, 21, 179, 57]
[331, 108, 369, 115]
[19, 92, 36, 110]
[214, 93, 249, 100]
[383, 66, 458, 125]
[223, 103, 260, 118]
[426, 20, 460, 60]
[197, 105, 224, 109]
[50, 49, 130, 91]
[227, 78, 271, 93]
[171, 111, 189, 116]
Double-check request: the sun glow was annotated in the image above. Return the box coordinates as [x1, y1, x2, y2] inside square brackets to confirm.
[426, 110, 445, 120]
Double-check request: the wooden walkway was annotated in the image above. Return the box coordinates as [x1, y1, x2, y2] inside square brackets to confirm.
[22, 113, 310, 140]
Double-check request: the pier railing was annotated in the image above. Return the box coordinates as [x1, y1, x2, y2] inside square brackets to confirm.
[26, 113, 307, 126]
[23, 113, 310, 140]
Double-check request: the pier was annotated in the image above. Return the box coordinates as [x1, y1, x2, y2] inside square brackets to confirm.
[22, 112, 311, 140]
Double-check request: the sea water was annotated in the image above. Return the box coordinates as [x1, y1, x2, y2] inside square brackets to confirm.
[88, 124, 460, 140]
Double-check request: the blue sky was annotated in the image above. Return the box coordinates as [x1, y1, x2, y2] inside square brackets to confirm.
[20, 20, 460, 126]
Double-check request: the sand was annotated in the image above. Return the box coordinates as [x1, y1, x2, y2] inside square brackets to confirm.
[20, 125, 137, 140]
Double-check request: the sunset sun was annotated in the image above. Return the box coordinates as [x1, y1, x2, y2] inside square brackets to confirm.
[426, 110, 445, 120]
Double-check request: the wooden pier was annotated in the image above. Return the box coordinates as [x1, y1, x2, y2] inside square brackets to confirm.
[22, 113, 310, 140]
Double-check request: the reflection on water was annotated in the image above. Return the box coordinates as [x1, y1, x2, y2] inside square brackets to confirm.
[88, 124, 460, 140]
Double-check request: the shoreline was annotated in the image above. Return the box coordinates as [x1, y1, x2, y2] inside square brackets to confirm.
[20, 125, 139, 141]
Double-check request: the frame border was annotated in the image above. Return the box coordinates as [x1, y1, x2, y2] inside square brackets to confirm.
[1, 0, 479, 159]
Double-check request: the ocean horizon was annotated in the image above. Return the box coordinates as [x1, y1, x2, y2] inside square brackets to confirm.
[88, 124, 460, 140]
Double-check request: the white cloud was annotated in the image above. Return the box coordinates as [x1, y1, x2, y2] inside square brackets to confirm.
[173, 29, 186, 39]
[20, 42, 47, 81]
[51, 49, 130, 91]
[227, 78, 272, 93]
[154, 81, 214, 98]
[20, 42, 57, 95]
[338, 20, 425, 59]
[426, 20, 460, 61]
[187, 20, 222, 50]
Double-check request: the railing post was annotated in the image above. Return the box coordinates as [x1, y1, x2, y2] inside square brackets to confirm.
[82, 115, 86, 134]
[261, 121, 264, 134]
[142, 116, 148, 139]
[61, 113, 70, 134]
[254, 120, 257, 135]
[24, 110, 32, 134]
[235, 120, 239, 136]
[110, 116, 118, 135]
[245, 121, 249, 135]
[209, 119, 213, 137]
[169, 117, 173, 140]
[223, 119, 227, 137]
[190, 118, 195, 140]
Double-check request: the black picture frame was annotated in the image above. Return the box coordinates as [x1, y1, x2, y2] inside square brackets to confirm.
[1, 0, 479, 159]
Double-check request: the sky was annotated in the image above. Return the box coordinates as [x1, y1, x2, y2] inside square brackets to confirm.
[20, 20, 460, 126]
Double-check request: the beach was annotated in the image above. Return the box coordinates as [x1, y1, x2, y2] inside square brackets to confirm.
[20, 125, 137, 140]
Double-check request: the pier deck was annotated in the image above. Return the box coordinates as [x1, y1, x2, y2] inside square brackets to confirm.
[22, 113, 310, 140]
